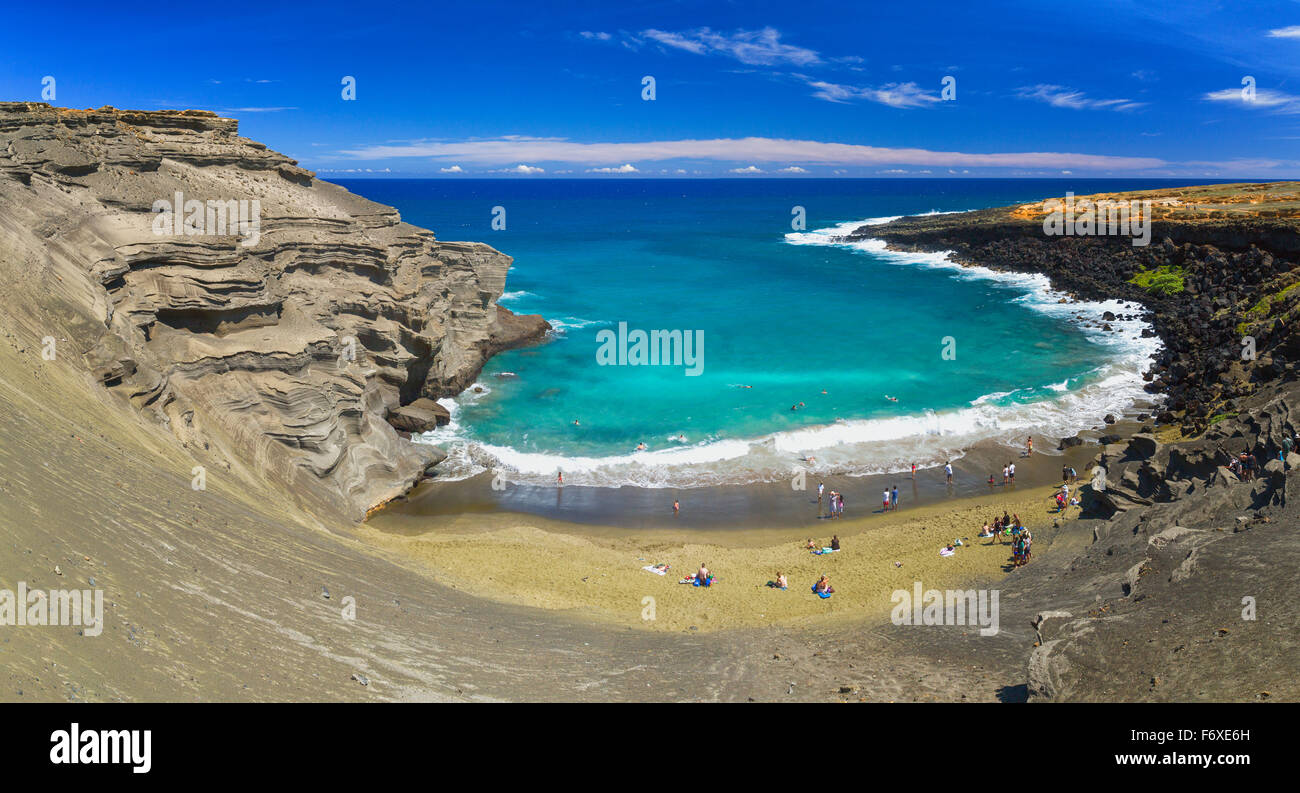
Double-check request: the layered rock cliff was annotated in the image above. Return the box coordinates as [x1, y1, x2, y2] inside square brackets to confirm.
[0, 102, 547, 521]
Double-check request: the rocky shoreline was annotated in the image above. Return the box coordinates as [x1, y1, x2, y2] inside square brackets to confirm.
[858, 199, 1300, 436]
[845, 189, 1300, 700]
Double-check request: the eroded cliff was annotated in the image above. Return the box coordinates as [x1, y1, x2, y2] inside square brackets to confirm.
[0, 102, 547, 521]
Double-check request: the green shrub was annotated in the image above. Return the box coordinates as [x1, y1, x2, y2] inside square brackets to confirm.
[1128, 265, 1185, 296]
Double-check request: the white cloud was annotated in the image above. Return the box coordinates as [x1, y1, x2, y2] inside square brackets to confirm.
[579, 31, 612, 41]
[1267, 26, 1300, 38]
[806, 80, 939, 108]
[1204, 86, 1300, 113]
[219, 106, 299, 113]
[439, 165, 464, 173]
[1015, 85, 1144, 111]
[586, 163, 639, 173]
[777, 166, 808, 173]
[489, 164, 545, 174]
[637, 27, 821, 66]
[729, 165, 764, 173]
[340, 136, 1166, 171]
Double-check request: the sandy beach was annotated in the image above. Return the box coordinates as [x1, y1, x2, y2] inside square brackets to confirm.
[362, 478, 1078, 632]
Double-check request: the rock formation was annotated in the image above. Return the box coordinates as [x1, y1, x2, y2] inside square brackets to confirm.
[861, 188, 1300, 436]
[0, 102, 547, 521]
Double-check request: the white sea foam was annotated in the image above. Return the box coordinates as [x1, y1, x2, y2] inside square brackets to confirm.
[415, 213, 1164, 489]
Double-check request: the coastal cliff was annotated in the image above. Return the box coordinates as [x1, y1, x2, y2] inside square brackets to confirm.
[0, 102, 548, 521]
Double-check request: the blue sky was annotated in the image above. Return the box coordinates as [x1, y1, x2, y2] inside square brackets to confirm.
[3, 0, 1300, 177]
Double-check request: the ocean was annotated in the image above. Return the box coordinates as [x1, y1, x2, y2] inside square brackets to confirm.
[337, 178, 1212, 489]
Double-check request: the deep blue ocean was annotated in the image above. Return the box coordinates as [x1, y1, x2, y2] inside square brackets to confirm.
[337, 178, 1215, 488]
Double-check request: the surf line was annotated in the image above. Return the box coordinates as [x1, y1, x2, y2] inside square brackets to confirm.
[595, 321, 704, 376]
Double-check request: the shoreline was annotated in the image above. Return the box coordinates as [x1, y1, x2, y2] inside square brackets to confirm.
[378, 431, 1117, 531]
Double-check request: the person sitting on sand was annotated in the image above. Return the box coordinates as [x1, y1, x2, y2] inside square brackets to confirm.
[773, 572, 788, 590]
[830, 535, 840, 551]
[698, 562, 710, 581]
[813, 575, 834, 594]
[805, 538, 817, 550]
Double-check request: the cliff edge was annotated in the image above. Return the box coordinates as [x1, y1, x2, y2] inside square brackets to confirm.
[0, 102, 548, 521]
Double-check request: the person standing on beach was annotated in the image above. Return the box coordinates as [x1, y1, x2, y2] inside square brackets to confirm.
[911, 462, 916, 479]
[1008, 461, 1016, 485]
[883, 488, 891, 513]
[557, 470, 564, 486]
[1027, 436, 1033, 456]
[673, 499, 680, 515]
[817, 481, 825, 513]
[945, 461, 953, 484]
[1002, 464, 1009, 485]
[891, 485, 899, 511]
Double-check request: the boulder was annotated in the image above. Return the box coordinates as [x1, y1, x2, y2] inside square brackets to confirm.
[387, 405, 444, 433]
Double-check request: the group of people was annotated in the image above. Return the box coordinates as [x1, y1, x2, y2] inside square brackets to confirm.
[817, 482, 846, 518]
[1053, 482, 1076, 512]
[1229, 451, 1259, 481]
[977, 511, 1033, 566]
[881, 485, 901, 512]
[987, 461, 1018, 488]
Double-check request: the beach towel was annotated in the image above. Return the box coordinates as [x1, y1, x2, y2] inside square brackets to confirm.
[811, 547, 837, 555]
[939, 547, 955, 557]
[642, 565, 668, 576]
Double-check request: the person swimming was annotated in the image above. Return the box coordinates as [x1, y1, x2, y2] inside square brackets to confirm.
[635, 442, 647, 451]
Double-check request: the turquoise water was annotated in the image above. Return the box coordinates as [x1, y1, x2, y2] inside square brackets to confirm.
[337, 178, 1194, 488]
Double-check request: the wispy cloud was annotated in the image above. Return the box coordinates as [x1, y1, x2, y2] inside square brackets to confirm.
[1267, 25, 1300, 39]
[777, 166, 808, 173]
[632, 27, 821, 66]
[729, 165, 764, 173]
[805, 79, 939, 108]
[339, 136, 1166, 171]
[439, 165, 464, 173]
[219, 106, 298, 113]
[586, 163, 639, 173]
[1204, 86, 1300, 113]
[1015, 85, 1144, 111]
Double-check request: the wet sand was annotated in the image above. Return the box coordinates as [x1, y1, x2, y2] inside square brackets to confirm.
[379, 435, 1109, 532]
